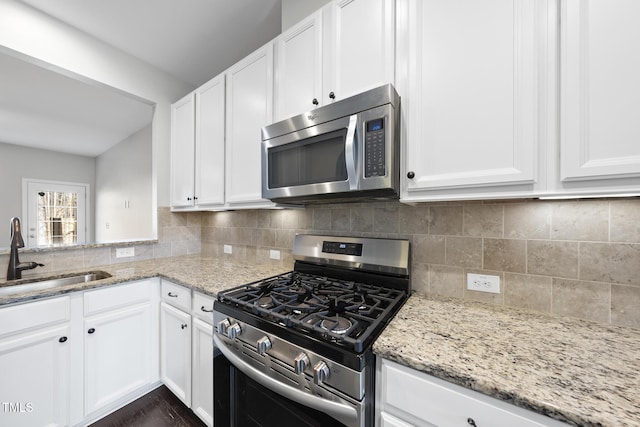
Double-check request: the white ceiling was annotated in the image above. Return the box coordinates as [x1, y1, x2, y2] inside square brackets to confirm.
[1, 0, 282, 157]
[19, 0, 282, 87]
[0, 53, 154, 157]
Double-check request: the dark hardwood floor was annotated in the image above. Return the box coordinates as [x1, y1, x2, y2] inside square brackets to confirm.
[90, 386, 206, 427]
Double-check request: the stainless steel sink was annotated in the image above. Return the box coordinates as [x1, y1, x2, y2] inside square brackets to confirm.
[0, 271, 112, 297]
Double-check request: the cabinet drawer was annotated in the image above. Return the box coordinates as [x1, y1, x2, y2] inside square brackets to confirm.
[0, 296, 70, 337]
[380, 359, 568, 427]
[84, 280, 152, 316]
[192, 292, 214, 324]
[162, 281, 191, 312]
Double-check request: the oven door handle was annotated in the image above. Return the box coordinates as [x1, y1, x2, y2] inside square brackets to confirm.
[345, 114, 359, 191]
[214, 334, 359, 427]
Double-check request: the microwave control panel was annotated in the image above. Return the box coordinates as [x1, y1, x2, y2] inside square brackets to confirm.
[364, 118, 386, 177]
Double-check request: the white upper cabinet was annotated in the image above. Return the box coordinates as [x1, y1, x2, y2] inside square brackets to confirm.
[274, 0, 395, 121]
[225, 42, 275, 207]
[170, 93, 196, 208]
[555, 0, 640, 195]
[275, 11, 323, 121]
[170, 74, 226, 210]
[195, 75, 226, 207]
[401, 0, 550, 202]
[325, 0, 395, 104]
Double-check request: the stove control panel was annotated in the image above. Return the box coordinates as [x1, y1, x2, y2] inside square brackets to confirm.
[322, 241, 363, 256]
[294, 353, 310, 374]
[256, 336, 272, 355]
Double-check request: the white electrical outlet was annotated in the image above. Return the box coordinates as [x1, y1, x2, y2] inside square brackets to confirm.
[269, 250, 281, 260]
[467, 273, 500, 294]
[223, 244, 233, 254]
[115, 247, 135, 258]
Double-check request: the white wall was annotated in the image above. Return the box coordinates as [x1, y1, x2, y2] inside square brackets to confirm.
[95, 125, 152, 243]
[0, 142, 96, 246]
[282, 0, 331, 30]
[0, 0, 193, 215]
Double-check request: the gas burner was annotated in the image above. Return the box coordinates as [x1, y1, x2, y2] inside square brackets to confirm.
[320, 316, 353, 335]
[255, 296, 273, 309]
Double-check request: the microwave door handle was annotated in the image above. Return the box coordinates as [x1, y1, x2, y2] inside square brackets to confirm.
[345, 114, 358, 190]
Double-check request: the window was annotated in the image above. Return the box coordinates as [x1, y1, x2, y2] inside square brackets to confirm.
[23, 179, 88, 247]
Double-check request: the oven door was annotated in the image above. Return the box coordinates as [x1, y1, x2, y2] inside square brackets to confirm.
[214, 334, 365, 427]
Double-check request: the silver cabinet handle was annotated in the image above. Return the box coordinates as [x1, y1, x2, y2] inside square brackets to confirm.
[214, 334, 357, 425]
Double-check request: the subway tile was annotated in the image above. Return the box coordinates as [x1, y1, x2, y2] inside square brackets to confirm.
[504, 273, 552, 313]
[550, 201, 609, 241]
[527, 240, 579, 279]
[504, 203, 551, 239]
[350, 207, 374, 233]
[313, 209, 331, 231]
[445, 236, 483, 269]
[411, 262, 429, 294]
[412, 235, 445, 265]
[552, 278, 610, 323]
[430, 206, 463, 236]
[580, 242, 640, 285]
[373, 205, 399, 233]
[331, 208, 350, 231]
[428, 265, 464, 298]
[610, 200, 640, 243]
[611, 284, 640, 329]
[399, 205, 429, 234]
[483, 238, 526, 273]
[463, 204, 503, 237]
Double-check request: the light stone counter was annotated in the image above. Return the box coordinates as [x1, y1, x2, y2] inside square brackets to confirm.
[0, 254, 291, 306]
[373, 294, 640, 427]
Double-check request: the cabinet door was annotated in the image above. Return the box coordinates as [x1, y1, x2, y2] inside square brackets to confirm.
[171, 93, 196, 208]
[160, 302, 192, 406]
[0, 324, 71, 427]
[84, 302, 154, 415]
[402, 0, 548, 201]
[559, 0, 640, 192]
[275, 11, 323, 121]
[324, 0, 395, 103]
[225, 43, 274, 206]
[195, 74, 226, 207]
[191, 318, 214, 427]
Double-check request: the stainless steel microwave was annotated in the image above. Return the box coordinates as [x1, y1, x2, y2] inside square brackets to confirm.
[261, 84, 400, 204]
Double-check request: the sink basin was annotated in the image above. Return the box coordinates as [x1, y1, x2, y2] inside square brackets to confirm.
[0, 271, 112, 297]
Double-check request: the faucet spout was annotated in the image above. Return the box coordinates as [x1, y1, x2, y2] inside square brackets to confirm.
[6, 217, 43, 280]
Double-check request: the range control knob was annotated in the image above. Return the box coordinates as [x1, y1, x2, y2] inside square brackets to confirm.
[217, 319, 230, 336]
[294, 353, 310, 374]
[313, 361, 330, 385]
[227, 323, 242, 339]
[256, 336, 272, 355]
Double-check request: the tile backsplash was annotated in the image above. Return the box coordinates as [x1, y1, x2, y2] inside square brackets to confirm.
[4, 199, 639, 330]
[201, 199, 640, 330]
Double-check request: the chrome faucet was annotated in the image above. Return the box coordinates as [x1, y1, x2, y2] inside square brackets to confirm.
[7, 217, 44, 280]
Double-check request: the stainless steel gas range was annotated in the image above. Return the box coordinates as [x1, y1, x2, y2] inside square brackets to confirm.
[213, 234, 410, 427]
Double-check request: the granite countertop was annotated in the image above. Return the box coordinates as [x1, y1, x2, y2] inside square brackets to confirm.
[0, 254, 291, 306]
[374, 294, 640, 427]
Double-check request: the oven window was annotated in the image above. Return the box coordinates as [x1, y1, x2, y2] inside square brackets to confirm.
[268, 128, 348, 188]
[215, 354, 347, 427]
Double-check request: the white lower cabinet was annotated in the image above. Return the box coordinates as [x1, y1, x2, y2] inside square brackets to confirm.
[377, 358, 569, 427]
[160, 281, 215, 426]
[0, 296, 72, 427]
[160, 301, 192, 406]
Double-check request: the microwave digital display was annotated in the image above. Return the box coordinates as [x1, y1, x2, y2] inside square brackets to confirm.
[367, 119, 384, 132]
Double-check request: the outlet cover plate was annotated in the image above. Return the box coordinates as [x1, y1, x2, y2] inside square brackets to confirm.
[467, 273, 500, 294]
[269, 250, 281, 260]
[115, 247, 135, 258]
[223, 245, 232, 254]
